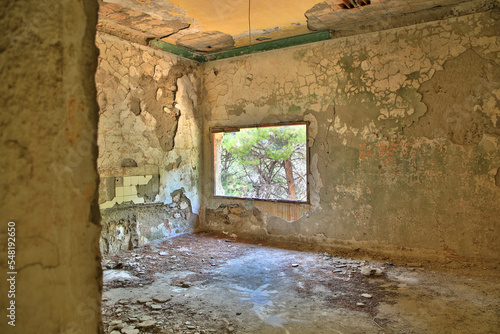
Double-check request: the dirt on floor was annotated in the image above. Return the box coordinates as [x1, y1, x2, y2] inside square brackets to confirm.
[101, 233, 500, 334]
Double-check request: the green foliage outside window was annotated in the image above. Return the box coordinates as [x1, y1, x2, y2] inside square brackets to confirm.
[216, 124, 307, 202]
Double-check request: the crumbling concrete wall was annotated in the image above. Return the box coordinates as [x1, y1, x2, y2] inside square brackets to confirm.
[96, 33, 202, 248]
[0, 1, 102, 333]
[100, 191, 197, 256]
[200, 11, 500, 266]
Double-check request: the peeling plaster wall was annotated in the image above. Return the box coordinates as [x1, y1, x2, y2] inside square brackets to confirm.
[96, 33, 202, 248]
[100, 196, 197, 256]
[0, 1, 102, 333]
[200, 11, 500, 265]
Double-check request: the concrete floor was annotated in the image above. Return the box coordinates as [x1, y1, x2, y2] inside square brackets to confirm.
[102, 233, 500, 334]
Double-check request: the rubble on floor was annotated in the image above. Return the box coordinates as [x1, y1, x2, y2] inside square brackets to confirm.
[102, 233, 500, 334]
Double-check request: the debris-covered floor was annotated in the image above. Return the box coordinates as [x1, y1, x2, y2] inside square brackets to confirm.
[102, 233, 500, 334]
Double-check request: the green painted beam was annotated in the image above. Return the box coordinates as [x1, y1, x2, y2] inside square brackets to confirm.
[150, 40, 206, 62]
[205, 31, 331, 62]
[151, 31, 331, 63]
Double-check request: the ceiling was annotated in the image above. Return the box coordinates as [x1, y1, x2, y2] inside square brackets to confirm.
[97, 0, 497, 60]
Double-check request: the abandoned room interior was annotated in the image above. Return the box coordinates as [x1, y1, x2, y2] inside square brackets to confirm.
[2, 0, 500, 333]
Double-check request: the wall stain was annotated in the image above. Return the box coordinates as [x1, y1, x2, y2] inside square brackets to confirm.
[406, 49, 500, 145]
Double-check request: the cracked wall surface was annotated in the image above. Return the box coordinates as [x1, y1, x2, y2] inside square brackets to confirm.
[96, 33, 202, 247]
[100, 191, 196, 256]
[0, 1, 102, 332]
[200, 11, 500, 265]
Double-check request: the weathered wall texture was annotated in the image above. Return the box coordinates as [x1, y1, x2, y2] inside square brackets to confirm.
[200, 11, 500, 265]
[100, 192, 197, 256]
[0, 1, 102, 333]
[95, 33, 202, 247]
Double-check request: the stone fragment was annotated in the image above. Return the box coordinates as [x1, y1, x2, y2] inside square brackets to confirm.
[360, 266, 383, 276]
[291, 264, 299, 267]
[137, 298, 150, 304]
[121, 326, 139, 334]
[139, 315, 153, 321]
[109, 320, 125, 330]
[153, 296, 171, 303]
[361, 293, 373, 298]
[356, 302, 367, 307]
[150, 303, 163, 310]
[180, 281, 192, 288]
[137, 320, 156, 328]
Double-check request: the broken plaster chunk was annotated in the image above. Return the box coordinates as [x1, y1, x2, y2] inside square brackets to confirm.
[360, 266, 384, 276]
[361, 293, 373, 299]
[180, 281, 192, 288]
[291, 264, 299, 267]
[136, 320, 156, 328]
[121, 327, 139, 334]
[152, 296, 171, 303]
[149, 304, 162, 310]
[110, 320, 125, 330]
[356, 302, 367, 308]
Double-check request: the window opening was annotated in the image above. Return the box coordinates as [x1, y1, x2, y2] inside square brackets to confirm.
[212, 122, 308, 203]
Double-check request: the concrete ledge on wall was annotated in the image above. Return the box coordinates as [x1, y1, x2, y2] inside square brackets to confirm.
[100, 201, 198, 256]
